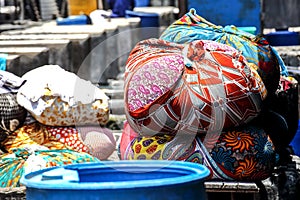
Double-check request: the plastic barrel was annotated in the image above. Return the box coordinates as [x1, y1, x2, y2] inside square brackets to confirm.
[21, 160, 210, 200]
[125, 10, 159, 28]
[134, 0, 150, 7]
[125, 10, 160, 39]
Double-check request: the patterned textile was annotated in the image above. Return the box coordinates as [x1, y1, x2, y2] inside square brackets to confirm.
[0, 148, 99, 187]
[2, 123, 116, 161]
[119, 121, 138, 159]
[125, 38, 266, 137]
[17, 65, 109, 126]
[2, 123, 90, 153]
[46, 126, 90, 153]
[120, 124, 276, 181]
[160, 8, 286, 95]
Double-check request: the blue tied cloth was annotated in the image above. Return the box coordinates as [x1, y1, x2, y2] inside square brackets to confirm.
[160, 9, 288, 94]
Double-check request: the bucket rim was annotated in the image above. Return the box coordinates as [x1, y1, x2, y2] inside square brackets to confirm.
[20, 160, 210, 190]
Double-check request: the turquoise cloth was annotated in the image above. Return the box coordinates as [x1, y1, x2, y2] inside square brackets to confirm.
[0, 53, 7, 71]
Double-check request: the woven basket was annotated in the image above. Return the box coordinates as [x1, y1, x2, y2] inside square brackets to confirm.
[0, 187, 26, 199]
[0, 93, 27, 142]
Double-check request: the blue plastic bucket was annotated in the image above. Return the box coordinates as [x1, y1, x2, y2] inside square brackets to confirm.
[21, 160, 210, 200]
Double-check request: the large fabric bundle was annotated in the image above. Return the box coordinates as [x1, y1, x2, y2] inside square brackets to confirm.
[17, 65, 109, 127]
[160, 9, 287, 95]
[125, 38, 266, 137]
[120, 122, 276, 181]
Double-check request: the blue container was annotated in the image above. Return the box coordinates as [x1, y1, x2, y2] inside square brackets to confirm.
[134, 0, 150, 7]
[290, 120, 300, 157]
[125, 10, 159, 27]
[21, 160, 210, 200]
[56, 15, 90, 25]
[265, 31, 300, 46]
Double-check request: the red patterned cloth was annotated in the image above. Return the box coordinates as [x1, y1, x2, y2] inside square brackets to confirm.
[46, 126, 89, 153]
[125, 39, 266, 137]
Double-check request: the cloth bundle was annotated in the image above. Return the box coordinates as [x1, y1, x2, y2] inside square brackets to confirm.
[125, 38, 266, 137]
[121, 121, 275, 181]
[0, 122, 115, 187]
[121, 38, 277, 181]
[0, 65, 117, 187]
[17, 65, 109, 126]
[119, 9, 298, 181]
[160, 8, 287, 95]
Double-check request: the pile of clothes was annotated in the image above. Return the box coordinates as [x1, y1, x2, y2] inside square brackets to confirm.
[0, 65, 116, 187]
[119, 9, 299, 181]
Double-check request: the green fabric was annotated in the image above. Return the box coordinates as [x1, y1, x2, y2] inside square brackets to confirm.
[0, 148, 100, 187]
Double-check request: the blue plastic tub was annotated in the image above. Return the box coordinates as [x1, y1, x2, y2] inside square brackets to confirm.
[265, 31, 300, 46]
[21, 160, 210, 200]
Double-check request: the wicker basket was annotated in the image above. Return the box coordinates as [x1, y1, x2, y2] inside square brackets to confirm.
[0, 186, 26, 199]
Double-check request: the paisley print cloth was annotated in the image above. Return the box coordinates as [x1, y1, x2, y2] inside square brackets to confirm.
[125, 38, 266, 137]
[160, 8, 287, 95]
[120, 124, 276, 181]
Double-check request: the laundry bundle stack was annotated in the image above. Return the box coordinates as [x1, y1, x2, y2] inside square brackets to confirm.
[119, 9, 299, 181]
[0, 65, 116, 187]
